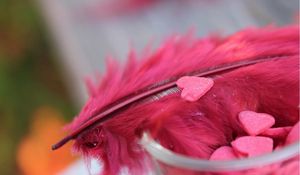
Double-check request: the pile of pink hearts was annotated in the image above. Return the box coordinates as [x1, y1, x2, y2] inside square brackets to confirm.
[176, 75, 299, 161]
[175, 76, 299, 174]
[209, 110, 299, 161]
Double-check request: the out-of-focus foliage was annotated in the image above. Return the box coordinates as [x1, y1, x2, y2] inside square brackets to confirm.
[0, 0, 76, 174]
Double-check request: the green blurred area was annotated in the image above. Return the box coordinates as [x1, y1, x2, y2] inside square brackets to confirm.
[0, 0, 76, 174]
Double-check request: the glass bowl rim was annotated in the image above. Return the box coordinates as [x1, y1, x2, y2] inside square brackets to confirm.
[140, 132, 299, 172]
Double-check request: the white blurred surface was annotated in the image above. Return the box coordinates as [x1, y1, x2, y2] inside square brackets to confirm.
[58, 159, 102, 175]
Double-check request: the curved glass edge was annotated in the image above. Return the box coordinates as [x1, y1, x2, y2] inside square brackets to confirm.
[140, 132, 300, 172]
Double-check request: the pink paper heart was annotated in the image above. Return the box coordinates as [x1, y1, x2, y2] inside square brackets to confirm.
[209, 146, 238, 161]
[238, 111, 275, 136]
[231, 136, 273, 157]
[285, 121, 299, 145]
[261, 126, 292, 139]
[176, 76, 214, 102]
[276, 158, 299, 175]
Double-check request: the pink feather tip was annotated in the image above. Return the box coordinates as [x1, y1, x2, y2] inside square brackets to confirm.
[53, 25, 299, 175]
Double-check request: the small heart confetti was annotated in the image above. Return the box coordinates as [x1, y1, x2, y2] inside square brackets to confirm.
[176, 76, 214, 102]
[231, 136, 273, 157]
[285, 121, 299, 145]
[261, 126, 292, 139]
[276, 159, 299, 175]
[209, 146, 237, 161]
[238, 111, 275, 136]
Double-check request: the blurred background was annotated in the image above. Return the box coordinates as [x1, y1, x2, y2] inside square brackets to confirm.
[0, 0, 298, 174]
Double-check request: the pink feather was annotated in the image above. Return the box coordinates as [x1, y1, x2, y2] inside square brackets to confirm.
[56, 25, 299, 174]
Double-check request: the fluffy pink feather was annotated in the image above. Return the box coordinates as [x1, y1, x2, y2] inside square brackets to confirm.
[59, 25, 298, 174]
